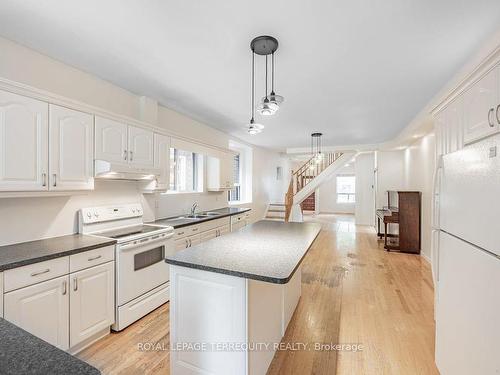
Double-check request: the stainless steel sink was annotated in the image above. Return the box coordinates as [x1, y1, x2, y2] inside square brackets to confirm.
[181, 214, 211, 219]
[204, 212, 222, 216]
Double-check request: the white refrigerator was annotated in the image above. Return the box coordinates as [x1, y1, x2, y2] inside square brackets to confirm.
[435, 133, 500, 375]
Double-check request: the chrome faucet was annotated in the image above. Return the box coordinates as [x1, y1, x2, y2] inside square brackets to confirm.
[190, 202, 198, 216]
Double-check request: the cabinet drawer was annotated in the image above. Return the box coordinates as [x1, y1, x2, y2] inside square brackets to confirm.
[175, 224, 201, 239]
[200, 217, 230, 232]
[231, 214, 246, 224]
[4, 257, 69, 292]
[70, 245, 115, 273]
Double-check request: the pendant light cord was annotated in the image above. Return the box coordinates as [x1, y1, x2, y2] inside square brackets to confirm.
[265, 54, 268, 99]
[251, 51, 255, 121]
[272, 52, 275, 93]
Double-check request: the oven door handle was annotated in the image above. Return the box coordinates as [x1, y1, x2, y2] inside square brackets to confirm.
[120, 233, 173, 251]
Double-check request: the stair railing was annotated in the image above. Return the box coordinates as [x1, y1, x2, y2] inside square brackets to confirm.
[284, 152, 343, 221]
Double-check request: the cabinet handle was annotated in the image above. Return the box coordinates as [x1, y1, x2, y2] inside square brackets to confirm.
[129, 150, 133, 161]
[178, 231, 184, 235]
[185, 239, 189, 248]
[124, 150, 128, 161]
[488, 108, 495, 127]
[42, 173, 47, 187]
[31, 268, 50, 277]
[62, 280, 67, 295]
[53, 174, 57, 187]
[88, 255, 102, 262]
[496, 104, 500, 125]
[73, 277, 78, 291]
[192, 228, 198, 232]
[189, 239, 192, 247]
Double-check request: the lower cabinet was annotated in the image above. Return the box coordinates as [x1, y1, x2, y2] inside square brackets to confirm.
[3, 259, 115, 352]
[70, 262, 115, 347]
[4, 275, 70, 350]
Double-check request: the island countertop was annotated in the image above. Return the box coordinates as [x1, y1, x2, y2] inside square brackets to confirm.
[165, 220, 321, 284]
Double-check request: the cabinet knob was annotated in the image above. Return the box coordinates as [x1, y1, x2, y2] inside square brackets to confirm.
[53, 174, 57, 187]
[124, 150, 128, 161]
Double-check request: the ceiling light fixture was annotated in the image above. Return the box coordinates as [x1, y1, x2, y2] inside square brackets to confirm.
[311, 132, 324, 164]
[265, 52, 284, 112]
[245, 47, 264, 135]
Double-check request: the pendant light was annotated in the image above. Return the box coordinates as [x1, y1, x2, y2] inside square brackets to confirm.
[264, 52, 284, 112]
[245, 49, 264, 134]
[311, 132, 324, 164]
[257, 55, 276, 116]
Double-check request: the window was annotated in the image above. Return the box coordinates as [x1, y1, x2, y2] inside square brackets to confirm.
[336, 175, 355, 203]
[228, 154, 241, 202]
[228, 140, 252, 204]
[169, 148, 203, 192]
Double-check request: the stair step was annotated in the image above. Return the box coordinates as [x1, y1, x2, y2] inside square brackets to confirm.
[269, 203, 285, 207]
[268, 208, 285, 212]
[265, 217, 285, 222]
[266, 213, 285, 218]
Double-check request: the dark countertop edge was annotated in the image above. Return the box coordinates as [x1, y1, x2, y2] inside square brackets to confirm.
[152, 207, 251, 229]
[165, 227, 322, 284]
[0, 239, 117, 272]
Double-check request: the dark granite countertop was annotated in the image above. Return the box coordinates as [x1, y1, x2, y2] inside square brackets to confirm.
[152, 207, 251, 229]
[0, 235, 116, 271]
[0, 318, 100, 375]
[166, 220, 321, 284]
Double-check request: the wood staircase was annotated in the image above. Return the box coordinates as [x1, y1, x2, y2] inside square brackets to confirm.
[285, 152, 343, 221]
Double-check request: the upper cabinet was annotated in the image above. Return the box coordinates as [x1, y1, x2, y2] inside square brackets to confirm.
[154, 133, 170, 189]
[95, 116, 127, 163]
[207, 152, 235, 191]
[0, 91, 48, 191]
[49, 105, 94, 190]
[95, 116, 154, 168]
[128, 125, 154, 168]
[463, 66, 500, 144]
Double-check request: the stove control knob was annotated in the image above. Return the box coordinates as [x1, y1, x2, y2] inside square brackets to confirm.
[86, 212, 92, 218]
[132, 208, 136, 214]
[94, 211, 99, 218]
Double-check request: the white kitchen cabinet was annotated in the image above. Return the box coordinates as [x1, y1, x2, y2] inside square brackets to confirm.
[70, 262, 114, 347]
[0, 91, 48, 191]
[154, 133, 170, 189]
[4, 275, 70, 350]
[0, 272, 3, 317]
[231, 213, 248, 232]
[462, 66, 499, 144]
[95, 116, 128, 163]
[189, 235, 202, 247]
[49, 105, 94, 190]
[207, 152, 234, 191]
[200, 228, 217, 242]
[218, 224, 230, 237]
[175, 238, 189, 251]
[128, 125, 154, 168]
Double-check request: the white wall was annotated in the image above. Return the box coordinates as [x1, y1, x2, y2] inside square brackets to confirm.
[375, 151, 405, 208]
[355, 153, 375, 226]
[402, 133, 436, 261]
[0, 36, 288, 246]
[317, 165, 355, 214]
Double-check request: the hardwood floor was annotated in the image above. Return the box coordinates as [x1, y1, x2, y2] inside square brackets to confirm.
[78, 214, 438, 375]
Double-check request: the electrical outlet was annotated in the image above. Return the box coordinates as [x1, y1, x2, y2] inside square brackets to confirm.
[489, 146, 497, 158]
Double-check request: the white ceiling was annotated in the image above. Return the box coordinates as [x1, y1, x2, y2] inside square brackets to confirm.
[0, 1, 499, 150]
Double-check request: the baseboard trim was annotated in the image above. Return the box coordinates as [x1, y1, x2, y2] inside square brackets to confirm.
[421, 252, 431, 264]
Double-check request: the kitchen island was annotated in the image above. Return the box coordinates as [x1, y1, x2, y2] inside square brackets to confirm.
[165, 220, 321, 375]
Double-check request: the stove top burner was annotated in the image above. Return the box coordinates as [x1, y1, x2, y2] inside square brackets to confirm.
[93, 225, 164, 240]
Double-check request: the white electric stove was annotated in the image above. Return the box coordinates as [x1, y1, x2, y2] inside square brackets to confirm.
[79, 203, 174, 331]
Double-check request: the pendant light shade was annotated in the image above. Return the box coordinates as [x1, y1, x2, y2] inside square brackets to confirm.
[311, 132, 323, 163]
[245, 50, 264, 135]
[260, 52, 284, 114]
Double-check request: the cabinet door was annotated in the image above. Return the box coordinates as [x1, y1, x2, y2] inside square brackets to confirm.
[218, 225, 230, 237]
[175, 238, 190, 251]
[4, 275, 69, 350]
[221, 153, 235, 189]
[201, 228, 217, 242]
[128, 126, 154, 167]
[70, 262, 114, 348]
[49, 105, 94, 190]
[154, 133, 170, 188]
[463, 67, 499, 144]
[95, 116, 127, 163]
[0, 91, 48, 191]
[231, 220, 246, 232]
[189, 234, 201, 247]
[0, 272, 3, 317]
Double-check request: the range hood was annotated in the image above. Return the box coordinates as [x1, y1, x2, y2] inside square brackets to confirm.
[94, 160, 161, 181]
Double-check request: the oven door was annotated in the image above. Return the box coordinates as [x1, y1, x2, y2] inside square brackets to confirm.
[116, 235, 174, 306]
